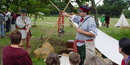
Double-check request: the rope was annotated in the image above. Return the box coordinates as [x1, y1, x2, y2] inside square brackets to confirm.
[58, 11, 64, 32]
[58, 12, 62, 32]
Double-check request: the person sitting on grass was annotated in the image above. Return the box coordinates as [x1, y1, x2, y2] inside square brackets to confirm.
[69, 52, 81, 65]
[45, 52, 60, 65]
[84, 56, 106, 65]
[2, 30, 32, 65]
[119, 38, 130, 65]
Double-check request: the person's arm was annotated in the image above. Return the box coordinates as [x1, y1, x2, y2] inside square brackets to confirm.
[16, 17, 26, 28]
[76, 19, 97, 37]
[62, 12, 81, 24]
[76, 28, 95, 37]
[62, 12, 72, 18]
[26, 17, 31, 33]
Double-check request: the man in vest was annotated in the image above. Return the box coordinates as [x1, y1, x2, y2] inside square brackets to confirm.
[16, 9, 31, 53]
[62, 5, 97, 65]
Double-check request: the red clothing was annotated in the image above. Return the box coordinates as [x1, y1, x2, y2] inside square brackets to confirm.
[3, 45, 33, 65]
[80, 17, 84, 22]
[73, 40, 85, 52]
[121, 58, 125, 65]
[73, 39, 93, 52]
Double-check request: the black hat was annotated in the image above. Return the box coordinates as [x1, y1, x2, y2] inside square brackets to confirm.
[21, 9, 27, 13]
[78, 4, 90, 12]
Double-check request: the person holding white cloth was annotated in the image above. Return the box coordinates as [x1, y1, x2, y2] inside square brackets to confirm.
[62, 5, 97, 65]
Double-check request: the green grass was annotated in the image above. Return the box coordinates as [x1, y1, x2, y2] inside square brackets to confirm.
[99, 18, 130, 40]
[1, 17, 130, 65]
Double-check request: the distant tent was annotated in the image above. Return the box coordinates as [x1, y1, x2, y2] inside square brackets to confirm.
[115, 14, 129, 27]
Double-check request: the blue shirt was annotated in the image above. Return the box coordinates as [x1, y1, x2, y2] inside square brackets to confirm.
[72, 15, 97, 46]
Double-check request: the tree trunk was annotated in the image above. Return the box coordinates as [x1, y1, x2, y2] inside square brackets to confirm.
[90, 0, 99, 28]
[34, 14, 38, 26]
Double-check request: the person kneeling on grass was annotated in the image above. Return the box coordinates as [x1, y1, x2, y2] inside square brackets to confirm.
[119, 38, 130, 65]
[2, 30, 32, 65]
[84, 56, 106, 65]
[69, 52, 81, 65]
[45, 52, 60, 65]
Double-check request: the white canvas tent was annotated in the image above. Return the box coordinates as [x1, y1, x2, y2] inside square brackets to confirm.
[115, 14, 129, 27]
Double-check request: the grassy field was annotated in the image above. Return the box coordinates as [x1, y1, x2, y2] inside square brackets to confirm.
[0, 17, 130, 65]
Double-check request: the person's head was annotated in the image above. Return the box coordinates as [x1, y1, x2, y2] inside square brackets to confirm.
[69, 52, 80, 65]
[84, 56, 106, 65]
[119, 38, 130, 55]
[78, 4, 90, 17]
[11, 10, 15, 14]
[5, 10, 8, 13]
[10, 30, 22, 44]
[45, 52, 60, 65]
[21, 9, 27, 16]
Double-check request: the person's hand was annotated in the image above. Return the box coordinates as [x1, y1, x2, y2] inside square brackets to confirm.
[25, 23, 29, 26]
[76, 28, 83, 34]
[26, 29, 29, 33]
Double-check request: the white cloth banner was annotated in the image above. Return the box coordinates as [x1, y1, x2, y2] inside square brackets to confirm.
[95, 29, 123, 65]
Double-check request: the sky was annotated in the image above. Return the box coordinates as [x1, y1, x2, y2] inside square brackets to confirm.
[95, 0, 103, 5]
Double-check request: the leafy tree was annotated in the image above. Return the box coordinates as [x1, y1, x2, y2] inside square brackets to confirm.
[122, 9, 130, 18]
[97, 0, 128, 17]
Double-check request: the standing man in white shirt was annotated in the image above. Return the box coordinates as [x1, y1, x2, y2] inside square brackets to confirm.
[16, 9, 31, 53]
